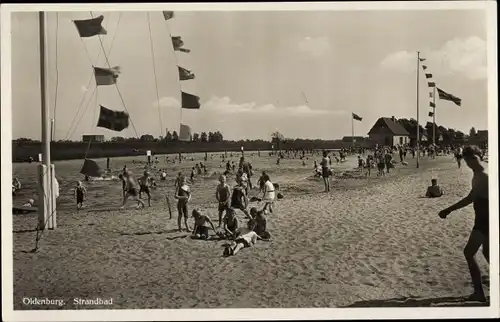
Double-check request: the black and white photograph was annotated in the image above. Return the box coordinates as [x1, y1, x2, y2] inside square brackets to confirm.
[1, 2, 498, 321]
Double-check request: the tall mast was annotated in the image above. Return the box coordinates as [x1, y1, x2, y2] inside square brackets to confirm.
[416, 51, 420, 168]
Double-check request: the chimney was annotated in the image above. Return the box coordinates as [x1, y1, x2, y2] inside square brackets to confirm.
[391, 116, 395, 122]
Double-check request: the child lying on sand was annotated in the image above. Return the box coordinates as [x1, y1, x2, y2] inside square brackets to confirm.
[223, 219, 265, 256]
[426, 179, 444, 198]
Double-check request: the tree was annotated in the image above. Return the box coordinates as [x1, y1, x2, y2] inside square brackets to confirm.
[172, 131, 179, 142]
[271, 131, 284, 150]
[140, 134, 155, 141]
[212, 131, 223, 142]
[469, 127, 477, 137]
[165, 131, 173, 142]
[201, 132, 208, 142]
[208, 131, 214, 142]
[110, 136, 125, 142]
[192, 133, 200, 142]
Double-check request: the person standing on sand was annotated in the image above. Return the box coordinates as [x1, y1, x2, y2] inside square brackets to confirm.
[438, 146, 489, 302]
[121, 171, 146, 209]
[320, 151, 331, 192]
[175, 176, 191, 232]
[216, 175, 231, 227]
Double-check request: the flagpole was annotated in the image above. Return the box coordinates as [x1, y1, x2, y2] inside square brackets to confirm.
[432, 86, 436, 146]
[416, 51, 420, 168]
[38, 11, 54, 230]
[351, 113, 354, 151]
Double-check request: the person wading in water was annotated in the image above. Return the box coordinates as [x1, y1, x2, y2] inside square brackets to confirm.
[438, 145, 490, 302]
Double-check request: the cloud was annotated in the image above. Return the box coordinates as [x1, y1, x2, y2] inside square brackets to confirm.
[201, 96, 344, 116]
[380, 37, 487, 80]
[298, 36, 332, 58]
[80, 85, 88, 92]
[157, 96, 180, 108]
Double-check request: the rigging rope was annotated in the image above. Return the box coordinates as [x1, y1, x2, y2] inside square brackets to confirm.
[147, 12, 164, 138]
[52, 13, 59, 141]
[90, 12, 140, 139]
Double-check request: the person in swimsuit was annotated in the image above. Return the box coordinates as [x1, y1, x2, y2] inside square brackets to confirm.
[439, 145, 489, 302]
[191, 209, 217, 240]
[455, 146, 464, 168]
[231, 179, 251, 219]
[121, 171, 146, 209]
[138, 170, 153, 207]
[320, 151, 331, 192]
[250, 205, 271, 240]
[175, 176, 191, 232]
[261, 174, 276, 214]
[426, 179, 444, 198]
[75, 181, 87, 210]
[220, 207, 239, 240]
[216, 175, 231, 227]
[223, 219, 264, 256]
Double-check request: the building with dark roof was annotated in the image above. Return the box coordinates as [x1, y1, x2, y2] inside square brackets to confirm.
[367, 116, 410, 147]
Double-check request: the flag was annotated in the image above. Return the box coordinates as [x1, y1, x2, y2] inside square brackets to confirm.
[94, 66, 121, 86]
[437, 87, 462, 106]
[179, 123, 192, 141]
[419, 58, 426, 62]
[172, 36, 191, 53]
[181, 92, 200, 109]
[429, 92, 433, 98]
[430, 102, 435, 108]
[428, 81, 436, 87]
[425, 73, 433, 79]
[178, 66, 195, 81]
[73, 15, 107, 38]
[80, 159, 102, 178]
[422, 65, 428, 70]
[428, 111, 434, 117]
[352, 112, 362, 121]
[97, 105, 130, 131]
[163, 11, 174, 20]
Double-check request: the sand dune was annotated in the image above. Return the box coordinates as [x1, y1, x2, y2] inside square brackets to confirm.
[12, 153, 490, 309]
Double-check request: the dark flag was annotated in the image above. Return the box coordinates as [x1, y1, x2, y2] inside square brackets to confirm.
[80, 159, 102, 178]
[425, 73, 433, 79]
[172, 36, 191, 53]
[428, 111, 434, 117]
[352, 112, 362, 121]
[437, 87, 461, 106]
[419, 58, 426, 62]
[181, 92, 200, 109]
[430, 102, 435, 108]
[178, 66, 195, 81]
[422, 65, 428, 70]
[428, 81, 436, 88]
[94, 66, 121, 86]
[163, 11, 174, 20]
[73, 15, 107, 38]
[97, 105, 130, 131]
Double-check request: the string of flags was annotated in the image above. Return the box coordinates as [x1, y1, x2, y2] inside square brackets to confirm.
[163, 10, 200, 142]
[73, 15, 130, 133]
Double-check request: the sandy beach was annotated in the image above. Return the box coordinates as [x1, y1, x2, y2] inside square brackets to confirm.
[12, 153, 490, 309]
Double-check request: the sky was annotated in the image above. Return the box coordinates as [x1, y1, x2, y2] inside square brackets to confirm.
[9, 8, 489, 141]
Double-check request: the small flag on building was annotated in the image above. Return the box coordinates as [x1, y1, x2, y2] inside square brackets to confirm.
[437, 87, 461, 106]
[94, 66, 121, 86]
[97, 105, 130, 131]
[179, 123, 192, 141]
[181, 92, 201, 109]
[163, 11, 174, 20]
[73, 15, 107, 38]
[352, 112, 362, 121]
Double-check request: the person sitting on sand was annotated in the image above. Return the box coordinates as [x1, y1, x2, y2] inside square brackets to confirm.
[219, 207, 239, 239]
[191, 209, 217, 240]
[438, 145, 489, 302]
[223, 219, 264, 256]
[261, 174, 276, 214]
[12, 177, 21, 195]
[231, 179, 251, 219]
[216, 175, 231, 227]
[175, 176, 191, 232]
[23, 199, 35, 207]
[138, 170, 153, 207]
[160, 170, 167, 181]
[426, 179, 444, 198]
[121, 171, 146, 209]
[250, 206, 271, 240]
[75, 181, 87, 210]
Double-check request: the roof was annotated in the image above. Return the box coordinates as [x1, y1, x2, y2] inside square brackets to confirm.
[341, 136, 365, 142]
[368, 117, 410, 136]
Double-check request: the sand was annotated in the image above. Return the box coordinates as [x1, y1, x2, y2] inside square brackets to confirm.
[11, 152, 490, 309]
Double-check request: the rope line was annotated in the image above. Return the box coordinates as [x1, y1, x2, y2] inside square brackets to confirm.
[90, 12, 140, 139]
[67, 85, 97, 140]
[147, 12, 163, 138]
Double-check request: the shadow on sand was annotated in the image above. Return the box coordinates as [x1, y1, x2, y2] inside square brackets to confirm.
[343, 296, 490, 308]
